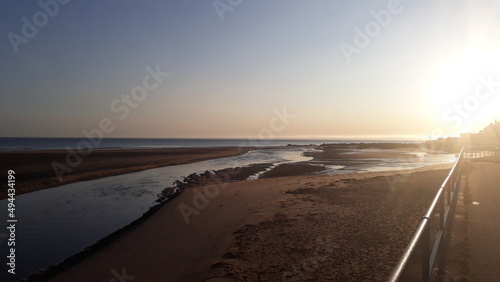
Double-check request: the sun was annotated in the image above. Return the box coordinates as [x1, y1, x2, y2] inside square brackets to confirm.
[429, 48, 500, 112]
[425, 46, 500, 136]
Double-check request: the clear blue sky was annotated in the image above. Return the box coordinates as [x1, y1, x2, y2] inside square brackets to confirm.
[1, 0, 499, 139]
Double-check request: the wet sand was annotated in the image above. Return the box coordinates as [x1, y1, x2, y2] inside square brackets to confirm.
[259, 163, 326, 178]
[0, 147, 250, 199]
[4, 143, 458, 281]
[47, 164, 453, 282]
[0, 143, 427, 199]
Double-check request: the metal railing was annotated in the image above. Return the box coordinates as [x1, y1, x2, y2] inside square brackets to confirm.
[463, 145, 499, 160]
[388, 145, 499, 282]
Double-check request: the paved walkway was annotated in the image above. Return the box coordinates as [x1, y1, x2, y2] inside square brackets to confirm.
[468, 162, 500, 281]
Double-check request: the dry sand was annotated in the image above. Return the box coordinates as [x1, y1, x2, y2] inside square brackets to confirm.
[46, 163, 453, 282]
[5, 144, 457, 281]
[0, 147, 250, 199]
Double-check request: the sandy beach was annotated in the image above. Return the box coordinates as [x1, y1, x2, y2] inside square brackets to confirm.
[42, 161, 453, 282]
[1, 143, 460, 281]
[0, 147, 250, 199]
[0, 143, 429, 200]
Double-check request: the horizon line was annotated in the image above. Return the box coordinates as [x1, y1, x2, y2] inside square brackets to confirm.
[0, 135, 429, 141]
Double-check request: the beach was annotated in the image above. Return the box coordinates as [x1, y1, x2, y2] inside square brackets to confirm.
[0, 143, 458, 281]
[0, 147, 250, 199]
[0, 143, 437, 200]
[36, 150, 453, 281]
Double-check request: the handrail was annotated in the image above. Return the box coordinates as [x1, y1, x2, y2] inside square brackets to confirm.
[388, 145, 498, 281]
[464, 145, 499, 160]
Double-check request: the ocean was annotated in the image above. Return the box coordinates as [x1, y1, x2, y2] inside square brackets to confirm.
[0, 137, 419, 151]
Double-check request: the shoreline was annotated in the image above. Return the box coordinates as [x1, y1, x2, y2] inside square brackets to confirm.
[3, 143, 456, 281]
[0, 147, 256, 199]
[42, 162, 452, 282]
[0, 142, 432, 200]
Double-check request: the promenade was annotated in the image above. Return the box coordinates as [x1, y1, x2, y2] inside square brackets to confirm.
[388, 149, 499, 282]
[468, 161, 500, 281]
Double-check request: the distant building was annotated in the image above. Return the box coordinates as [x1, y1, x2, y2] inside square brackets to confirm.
[427, 120, 500, 151]
[459, 133, 473, 146]
[477, 120, 500, 144]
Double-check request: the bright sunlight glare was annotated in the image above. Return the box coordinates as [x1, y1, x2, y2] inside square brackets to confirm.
[429, 48, 500, 111]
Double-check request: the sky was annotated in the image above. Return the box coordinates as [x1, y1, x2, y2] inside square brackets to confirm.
[1, 0, 500, 140]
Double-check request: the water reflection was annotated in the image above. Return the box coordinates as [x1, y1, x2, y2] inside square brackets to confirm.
[0, 147, 455, 281]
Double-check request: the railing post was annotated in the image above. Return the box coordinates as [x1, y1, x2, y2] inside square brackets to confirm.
[439, 237, 446, 278]
[446, 176, 455, 206]
[422, 222, 430, 282]
[439, 192, 445, 230]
